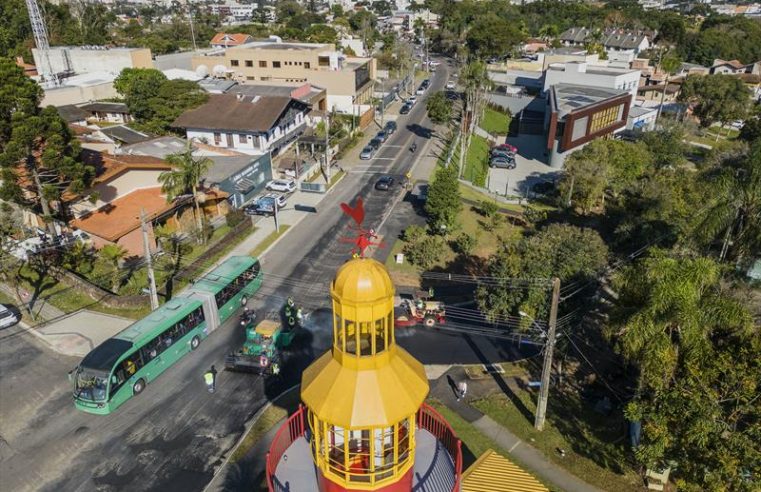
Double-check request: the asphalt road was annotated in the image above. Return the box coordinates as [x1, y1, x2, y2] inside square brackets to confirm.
[0, 57, 531, 492]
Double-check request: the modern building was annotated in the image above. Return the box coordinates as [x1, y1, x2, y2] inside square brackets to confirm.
[172, 94, 310, 156]
[545, 84, 632, 168]
[32, 46, 153, 78]
[544, 61, 641, 103]
[266, 256, 462, 491]
[191, 38, 376, 113]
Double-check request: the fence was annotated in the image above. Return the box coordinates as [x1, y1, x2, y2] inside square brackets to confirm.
[417, 403, 463, 492]
[266, 404, 307, 492]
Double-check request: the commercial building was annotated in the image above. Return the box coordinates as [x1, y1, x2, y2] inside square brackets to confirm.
[544, 61, 641, 103]
[191, 38, 375, 113]
[172, 94, 310, 156]
[265, 256, 463, 491]
[32, 46, 153, 77]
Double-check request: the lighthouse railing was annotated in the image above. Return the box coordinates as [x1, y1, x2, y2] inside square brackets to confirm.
[266, 404, 307, 492]
[417, 403, 464, 492]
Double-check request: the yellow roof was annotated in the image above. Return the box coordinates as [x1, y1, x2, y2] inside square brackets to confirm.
[255, 320, 280, 337]
[331, 257, 395, 305]
[461, 449, 549, 492]
[301, 346, 428, 428]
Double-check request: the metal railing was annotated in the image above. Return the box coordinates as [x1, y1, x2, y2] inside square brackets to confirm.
[417, 403, 463, 492]
[266, 404, 307, 492]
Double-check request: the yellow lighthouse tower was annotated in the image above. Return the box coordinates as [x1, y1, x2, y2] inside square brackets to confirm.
[301, 257, 429, 491]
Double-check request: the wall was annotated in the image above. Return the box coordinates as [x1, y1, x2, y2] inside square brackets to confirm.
[34, 47, 153, 75]
[70, 170, 167, 217]
[41, 82, 118, 107]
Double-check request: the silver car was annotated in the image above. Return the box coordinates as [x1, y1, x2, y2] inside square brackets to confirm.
[360, 145, 376, 160]
[265, 179, 296, 193]
[0, 305, 19, 329]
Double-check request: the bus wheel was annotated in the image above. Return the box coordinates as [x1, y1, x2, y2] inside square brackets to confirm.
[133, 378, 145, 395]
[190, 336, 200, 350]
[424, 316, 436, 328]
[241, 296, 248, 306]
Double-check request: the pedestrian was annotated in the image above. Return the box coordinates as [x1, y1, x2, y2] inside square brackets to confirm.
[456, 380, 468, 401]
[204, 365, 217, 393]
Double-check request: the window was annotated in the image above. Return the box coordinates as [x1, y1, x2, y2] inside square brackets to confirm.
[214, 132, 221, 145]
[245, 60, 253, 67]
[318, 56, 330, 67]
[246, 76, 255, 80]
[589, 104, 623, 133]
[230, 59, 239, 67]
[273, 61, 281, 68]
[239, 134, 247, 144]
[214, 263, 260, 308]
[259, 60, 267, 68]
[304, 62, 310, 69]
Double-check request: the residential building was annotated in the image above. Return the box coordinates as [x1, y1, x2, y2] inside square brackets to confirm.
[191, 38, 376, 113]
[545, 84, 632, 167]
[32, 46, 153, 78]
[122, 136, 275, 209]
[172, 94, 310, 156]
[227, 82, 327, 112]
[558, 27, 654, 59]
[57, 105, 89, 126]
[77, 102, 132, 124]
[210, 32, 255, 48]
[710, 59, 761, 75]
[544, 61, 641, 103]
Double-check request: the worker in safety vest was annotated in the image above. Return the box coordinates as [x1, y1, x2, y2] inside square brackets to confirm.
[204, 366, 217, 393]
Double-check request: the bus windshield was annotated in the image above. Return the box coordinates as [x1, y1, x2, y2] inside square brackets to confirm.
[74, 367, 109, 402]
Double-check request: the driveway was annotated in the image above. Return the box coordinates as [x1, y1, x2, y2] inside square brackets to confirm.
[486, 134, 561, 198]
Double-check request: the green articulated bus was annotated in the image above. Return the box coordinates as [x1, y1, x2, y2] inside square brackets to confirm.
[72, 256, 262, 415]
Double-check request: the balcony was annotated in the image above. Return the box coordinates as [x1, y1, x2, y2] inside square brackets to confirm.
[266, 403, 462, 492]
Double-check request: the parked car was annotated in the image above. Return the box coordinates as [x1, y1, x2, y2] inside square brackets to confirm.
[0, 305, 19, 329]
[407, 96, 418, 105]
[265, 179, 296, 193]
[446, 80, 456, 90]
[245, 194, 287, 216]
[494, 143, 518, 153]
[376, 130, 389, 142]
[490, 157, 516, 169]
[370, 137, 383, 149]
[360, 145, 376, 159]
[400, 103, 412, 115]
[375, 175, 395, 190]
[491, 149, 514, 159]
[416, 86, 426, 95]
[421, 79, 431, 88]
[384, 120, 397, 134]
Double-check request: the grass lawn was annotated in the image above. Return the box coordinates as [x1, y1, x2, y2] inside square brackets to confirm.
[329, 169, 346, 188]
[471, 383, 641, 491]
[250, 225, 291, 258]
[229, 388, 301, 463]
[427, 399, 561, 492]
[480, 107, 511, 135]
[463, 135, 490, 187]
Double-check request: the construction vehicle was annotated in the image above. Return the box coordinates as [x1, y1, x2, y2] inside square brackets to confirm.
[225, 319, 294, 375]
[395, 291, 446, 328]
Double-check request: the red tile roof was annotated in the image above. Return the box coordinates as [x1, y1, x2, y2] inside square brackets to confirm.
[210, 33, 253, 47]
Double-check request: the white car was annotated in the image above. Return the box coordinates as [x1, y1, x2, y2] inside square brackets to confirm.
[265, 179, 296, 193]
[407, 96, 418, 105]
[446, 80, 456, 90]
[0, 305, 19, 329]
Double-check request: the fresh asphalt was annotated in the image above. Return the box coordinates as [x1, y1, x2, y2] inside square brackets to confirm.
[0, 57, 531, 492]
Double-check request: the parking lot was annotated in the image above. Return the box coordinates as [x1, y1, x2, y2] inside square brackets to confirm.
[486, 134, 561, 198]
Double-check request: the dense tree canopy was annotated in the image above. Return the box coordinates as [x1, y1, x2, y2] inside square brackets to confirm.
[679, 74, 751, 128]
[425, 163, 461, 231]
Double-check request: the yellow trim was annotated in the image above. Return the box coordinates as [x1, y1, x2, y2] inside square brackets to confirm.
[254, 319, 280, 337]
[461, 449, 549, 492]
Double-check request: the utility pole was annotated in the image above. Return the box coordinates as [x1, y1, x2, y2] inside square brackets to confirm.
[273, 200, 280, 233]
[535, 277, 561, 431]
[187, 2, 198, 51]
[141, 208, 159, 310]
[324, 113, 331, 184]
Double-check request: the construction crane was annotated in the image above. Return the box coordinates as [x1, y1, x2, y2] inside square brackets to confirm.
[25, 0, 59, 86]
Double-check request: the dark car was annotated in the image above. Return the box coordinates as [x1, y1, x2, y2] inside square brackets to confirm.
[384, 120, 397, 134]
[375, 176, 395, 190]
[400, 103, 412, 114]
[376, 130, 388, 142]
[370, 137, 383, 149]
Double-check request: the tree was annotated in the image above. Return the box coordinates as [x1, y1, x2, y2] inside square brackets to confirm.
[679, 74, 751, 132]
[425, 163, 461, 232]
[306, 24, 338, 44]
[739, 116, 761, 143]
[99, 244, 127, 292]
[158, 146, 213, 236]
[404, 234, 446, 270]
[612, 252, 759, 491]
[454, 233, 477, 256]
[425, 91, 452, 125]
[693, 141, 761, 262]
[113, 68, 168, 121]
[465, 14, 525, 59]
[640, 123, 687, 168]
[558, 146, 608, 213]
[0, 57, 42, 146]
[477, 224, 608, 322]
[459, 60, 491, 175]
[656, 50, 682, 122]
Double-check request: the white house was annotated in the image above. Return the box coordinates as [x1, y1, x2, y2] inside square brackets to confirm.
[544, 61, 641, 104]
[172, 94, 310, 156]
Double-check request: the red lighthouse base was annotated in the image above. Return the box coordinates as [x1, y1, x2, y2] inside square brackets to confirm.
[318, 467, 413, 492]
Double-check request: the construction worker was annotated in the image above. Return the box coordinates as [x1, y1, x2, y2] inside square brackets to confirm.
[204, 366, 217, 393]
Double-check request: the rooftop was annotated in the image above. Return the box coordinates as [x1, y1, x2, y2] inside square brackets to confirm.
[552, 83, 629, 117]
[231, 40, 332, 52]
[80, 150, 171, 187]
[97, 125, 151, 145]
[461, 449, 548, 492]
[78, 102, 129, 113]
[57, 104, 88, 123]
[210, 33, 254, 46]
[228, 83, 326, 106]
[173, 94, 305, 133]
[547, 62, 639, 76]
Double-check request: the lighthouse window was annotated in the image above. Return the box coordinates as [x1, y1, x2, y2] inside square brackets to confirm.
[374, 318, 386, 353]
[358, 321, 372, 356]
[398, 418, 411, 462]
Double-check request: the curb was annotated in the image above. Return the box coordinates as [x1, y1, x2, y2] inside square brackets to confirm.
[202, 384, 300, 492]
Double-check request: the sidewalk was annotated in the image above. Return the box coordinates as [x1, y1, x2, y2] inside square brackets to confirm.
[430, 367, 605, 492]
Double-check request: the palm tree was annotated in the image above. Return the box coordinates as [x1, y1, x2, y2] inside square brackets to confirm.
[538, 24, 559, 42]
[656, 50, 682, 123]
[99, 244, 127, 292]
[694, 141, 761, 262]
[158, 145, 213, 237]
[459, 60, 492, 176]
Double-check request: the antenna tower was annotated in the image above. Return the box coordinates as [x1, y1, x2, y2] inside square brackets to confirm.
[25, 0, 58, 86]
